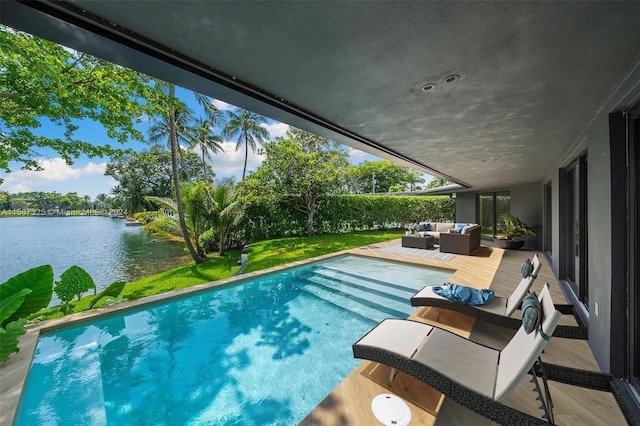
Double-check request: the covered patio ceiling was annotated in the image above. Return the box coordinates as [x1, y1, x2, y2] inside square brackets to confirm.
[3, 1, 640, 192]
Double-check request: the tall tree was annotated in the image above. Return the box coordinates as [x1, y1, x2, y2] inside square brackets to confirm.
[222, 109, 269, 180]
[143, 181, 215, 258]
[82, 195, 92, 210]
[95, 193, 108, 210]
[0, 26, 154, 180]
[153, 83, 204, 264]
[188, 118, 224, 176]
[426, 176, 451, 189]
[242, 129, 347, 236]
[195, 93, 225, 129]
[148, 100, 195, 169]
[211, 184, 243, 256]
[105, 145, 211, 205]
[109, 185, 150, 216]
[346, 160, 424, 193]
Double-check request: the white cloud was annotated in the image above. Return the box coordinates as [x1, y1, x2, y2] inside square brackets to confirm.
[346, 147, 384, 165]
[347, 147, 370, 161]
[81, 161, 108, 176]
[212, 99, 237, 111]
[206, 141, 265, 179]
[261, 122, 289, 139]
[0, 158, 109, 197]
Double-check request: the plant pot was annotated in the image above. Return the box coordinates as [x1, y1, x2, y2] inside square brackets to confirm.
[494, 239, 525, 249]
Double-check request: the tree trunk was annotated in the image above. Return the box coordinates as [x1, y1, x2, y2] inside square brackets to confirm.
[306, 194, 316, 236]
[169, 85, 203, 264]
[242, 136, 248, 180]
[218, 223, 226, 256]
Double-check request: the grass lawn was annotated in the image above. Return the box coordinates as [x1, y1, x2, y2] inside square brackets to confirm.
[244, 231, 403, 273]
[30, 230, 403, 322]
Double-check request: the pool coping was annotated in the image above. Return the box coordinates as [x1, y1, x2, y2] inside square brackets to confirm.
[1, 247, 451, 425]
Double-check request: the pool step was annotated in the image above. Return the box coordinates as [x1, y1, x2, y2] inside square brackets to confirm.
[302, 267, 421, 308]
[310, 266, 421, 295]
[295, 275, 411, 322]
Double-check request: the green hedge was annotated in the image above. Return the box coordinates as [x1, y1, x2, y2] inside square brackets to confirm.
[240, 195, 454, 242]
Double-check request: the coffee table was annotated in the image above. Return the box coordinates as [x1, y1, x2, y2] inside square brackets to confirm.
[401, 235, 435, 249]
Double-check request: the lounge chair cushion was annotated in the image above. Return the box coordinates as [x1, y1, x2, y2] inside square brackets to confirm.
[413, 328, 499, 398]
[356, 318, 433, 358]
[413, 285, 508, 316]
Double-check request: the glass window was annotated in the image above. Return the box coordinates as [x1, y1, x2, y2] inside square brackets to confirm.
[562, 155, 588, 304]
[478, 192, 510, 238]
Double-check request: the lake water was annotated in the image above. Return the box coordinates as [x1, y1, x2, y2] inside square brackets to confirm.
[0, 217, 191, 302]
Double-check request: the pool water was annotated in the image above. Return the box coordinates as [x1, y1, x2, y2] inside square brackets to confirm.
[17, 256, 450, 425]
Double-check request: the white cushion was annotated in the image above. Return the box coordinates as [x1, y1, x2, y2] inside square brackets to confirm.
[414, 328, 499, 398]
[461, 225, 475, 234]
[436, 222, 455, 232]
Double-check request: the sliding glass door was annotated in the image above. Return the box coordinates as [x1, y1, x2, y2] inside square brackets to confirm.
[562, 155, 588, 304]
[610, 105, 640, 417]
[478, 192, 510, 237]
[543, 183, 552, 255]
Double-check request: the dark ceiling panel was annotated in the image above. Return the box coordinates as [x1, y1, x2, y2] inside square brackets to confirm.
[3, 0, 640, 191]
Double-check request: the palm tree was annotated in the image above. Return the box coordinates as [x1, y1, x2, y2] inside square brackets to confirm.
[95, 193, 108, 210]
[211, 184, 243, 256]
[150, 83, 204, 264]
[148, 99, 195, 171]
[188, 118, 224, 176]
[110, 185, 149, 217]
[82, 195, 92, 210]
[222, 109, 269, 180]
[142, 181, 215, 258]
[195, 92, 225, 128]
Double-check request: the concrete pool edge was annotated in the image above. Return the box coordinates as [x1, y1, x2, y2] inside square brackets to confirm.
[4, 246, 433, 425]
[0, 241, 465, 425]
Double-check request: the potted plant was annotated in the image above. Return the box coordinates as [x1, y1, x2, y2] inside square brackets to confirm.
[406, 223, 418, 235]
[494, 213, 536, 249]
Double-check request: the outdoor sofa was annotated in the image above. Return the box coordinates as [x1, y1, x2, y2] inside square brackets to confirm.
[415, 222, 481, 255]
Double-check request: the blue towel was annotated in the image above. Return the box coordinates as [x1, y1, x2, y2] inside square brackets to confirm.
[432, 283, 495, 306]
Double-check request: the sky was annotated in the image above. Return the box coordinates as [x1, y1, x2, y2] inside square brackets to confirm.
[0, 87, 426, 199]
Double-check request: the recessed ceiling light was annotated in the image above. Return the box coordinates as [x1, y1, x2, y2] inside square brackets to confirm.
[420, 83, 436, 92]
[443, 75, 459, 83]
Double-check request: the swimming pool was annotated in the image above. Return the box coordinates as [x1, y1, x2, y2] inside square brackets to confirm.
[17, 255, 451, 425]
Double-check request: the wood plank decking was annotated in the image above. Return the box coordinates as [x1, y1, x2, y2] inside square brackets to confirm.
[301, 240, 629, 425]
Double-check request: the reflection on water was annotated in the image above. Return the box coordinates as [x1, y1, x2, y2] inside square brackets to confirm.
[18, 267, 350, 425]
[0, 216, 191, 298]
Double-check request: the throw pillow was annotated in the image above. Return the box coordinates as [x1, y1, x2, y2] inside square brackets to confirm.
[456, 223, 467, 233]
[521, 293, 541, 334]
[461, 225, 474, 234]
[424, 223, 431, 231]
[521, 258, 533, 278]
[522, 292, 552, 343]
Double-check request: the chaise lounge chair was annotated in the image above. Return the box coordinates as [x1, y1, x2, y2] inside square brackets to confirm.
[353, 283, 562, 425]
[410, 254, 587, 339]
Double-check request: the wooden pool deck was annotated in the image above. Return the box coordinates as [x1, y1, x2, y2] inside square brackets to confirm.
[1, 239, 630, 425]
[301, 240, 629, 425]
